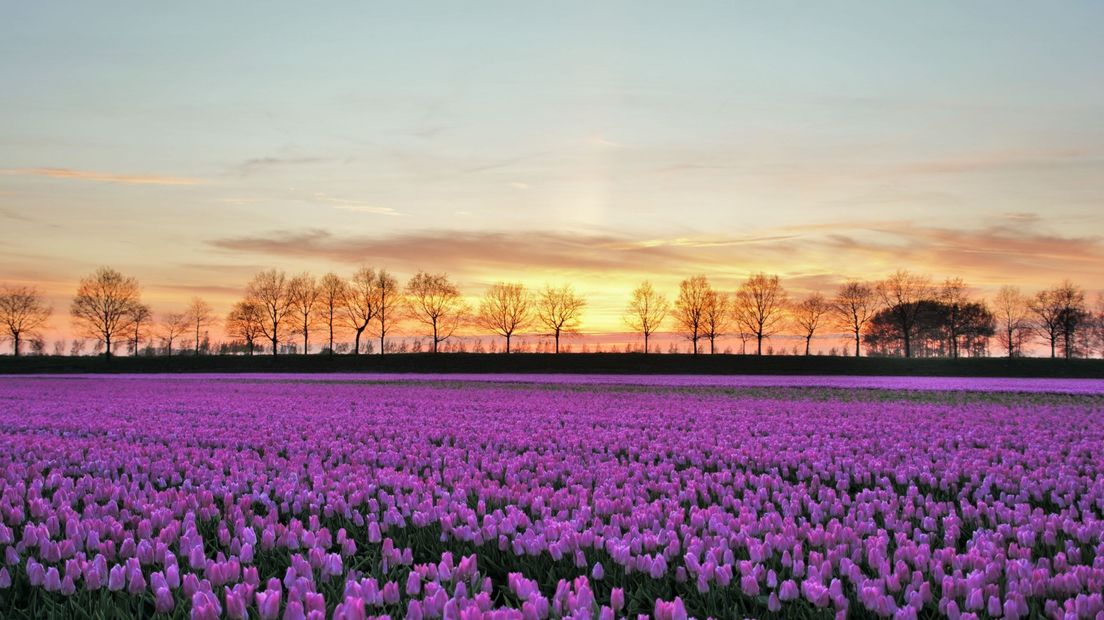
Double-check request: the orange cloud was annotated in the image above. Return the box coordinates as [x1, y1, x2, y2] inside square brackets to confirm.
[2, 167, 204, 186]
[206, 220, 1104, 295]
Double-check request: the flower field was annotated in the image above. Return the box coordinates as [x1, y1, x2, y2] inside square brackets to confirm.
[1, 376, 1102, 619]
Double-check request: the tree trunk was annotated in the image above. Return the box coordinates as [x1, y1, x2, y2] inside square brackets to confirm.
[353, 330, 363, 355]
[380, 330, 385, 356]
[505, 334, 511, 354]
[271, 335, 278, 356]
[805, 336, 812, 356]
[12, 333, 20, 357]
[432, 321, 439, 354]
[903, 331, 911, 358]
[854, 332, 861, 357]
[691, 335, 698, 355]
[756, 333, 763, 356]
[644, 332, 649, 354]
[554, 330, 560, 354]
[1007, 328, 1014, 358]
[105, 334, 112, 359]
[328, 316, 335, 356]
[709, 337, 715, 355]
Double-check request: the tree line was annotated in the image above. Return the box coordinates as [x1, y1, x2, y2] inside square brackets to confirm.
[1, 266, 1102, 359]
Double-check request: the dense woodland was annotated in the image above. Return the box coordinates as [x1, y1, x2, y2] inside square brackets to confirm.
[1, 267, 1102, 359]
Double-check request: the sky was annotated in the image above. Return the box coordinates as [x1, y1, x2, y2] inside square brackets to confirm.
[2, 2, 1103, 348]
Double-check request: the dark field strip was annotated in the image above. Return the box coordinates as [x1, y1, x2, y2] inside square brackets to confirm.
[3, 352, 1104, 378]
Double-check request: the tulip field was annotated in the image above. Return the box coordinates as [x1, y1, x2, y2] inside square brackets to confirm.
[1, 375, 1103, 620]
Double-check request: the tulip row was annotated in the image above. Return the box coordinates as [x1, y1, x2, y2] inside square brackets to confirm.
[0, 376, 1102, 619]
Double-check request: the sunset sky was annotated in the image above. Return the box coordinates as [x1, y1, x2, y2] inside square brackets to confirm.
[2, 2, 1103, 346]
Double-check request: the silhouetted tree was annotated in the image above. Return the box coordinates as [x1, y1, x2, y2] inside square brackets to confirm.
[832, 281, 877, 357]
[226, 300, 264, 355]
[993, 285, 1029, 358]
[184, 297, 214, 356]
[0, 284, 52, 356]
[672, 275, 710, 355]
[864, 299, 994, 357]
[1089, 295, 1104, 358]
[701, 289, 730, 354]
[1028, 282, 1087, 359]
[477, 282, 532, 353]
[160, 312, 188, 357]
[70, 267, 141, 359]
[623, 281, 669, 354]
[938, 278, 970, 359]
[245, 269, 292, 356]
[734, 273, 787, 356]
[792, 292, 829, 356]
[406, 271, 468, 354]
[1049, 281, 1088, 359]
[875, 270, 932, 358]
[535, 284, 585, 354]
[375, 270, 400, 355]
[288, 273, 320, 354]
[316, 272, 347, 356]
[127, 303, 152, 356]
[344, 267, 379, 355]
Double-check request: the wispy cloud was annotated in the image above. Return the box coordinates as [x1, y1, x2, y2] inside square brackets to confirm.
[312, 192, 399, 216]
[2, 167, 204, 186]
[888, 148, 1093, 176]
[232, 156, 332, 176]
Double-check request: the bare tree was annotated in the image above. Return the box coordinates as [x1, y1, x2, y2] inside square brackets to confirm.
[1090, 295, 1104, 358]
[477, 282, 532, 353]
[535, 284, 585, 354]
[1028, 282, 1087, 359]
[623, 281, 669, 354]
[315, 272, 347, 356]
[876, 270, 932, 358]
[938, 278, 970, 358]
[672, 276, 710, 355]
[733, 273, 788, 356]
[405, 271, 468, 354]
[832, 281, 877, 357]
[288, 273, 320, 354]
[792, 292, 830, 356]
[1045, 280, 1088, 359]
[160, 312, 188, 357]
[993, 285, 1029, 358]
[226, 300, 264, 355]
[184, 297, 214, 356]
[70, 267, 141, 359]
[375, 270, 401, 355]
[344, 266, 380, 355]
[127, 303, 152, 356]
[0, 284, 52, 356]
[701, 289, 731, 354]
[245, 269, 292, 356]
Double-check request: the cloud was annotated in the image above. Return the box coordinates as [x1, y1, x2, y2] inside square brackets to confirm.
[888, 148, 1093, 176]
[2, 167, 204, 186]
[232, 156, 330, 176]
[312, 192, 399, 216]
[208, 229, 735, 275]
[206, 220, 1104, 293]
